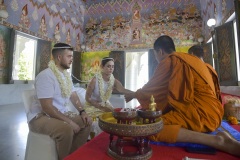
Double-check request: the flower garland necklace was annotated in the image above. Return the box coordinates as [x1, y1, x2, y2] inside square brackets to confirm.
[48, 60, 72, 98]
[96, 72, 114, 105]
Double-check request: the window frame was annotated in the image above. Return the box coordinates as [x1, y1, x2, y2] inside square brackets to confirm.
[11, 31, 38, 83]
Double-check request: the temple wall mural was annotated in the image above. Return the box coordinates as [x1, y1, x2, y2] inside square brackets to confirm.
[0, 0, 85, 50]
[84, 0, 203, 51]
[200, 0, 235, 41]
[83, 0, 236, 51]
[0, 0, 236, 51]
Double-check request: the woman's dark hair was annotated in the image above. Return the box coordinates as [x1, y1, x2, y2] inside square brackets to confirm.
[188, 45, 204, 58]
[52, 43, 73, 58]
[153, 35, 176, 54]
[101, 57, 114, 66]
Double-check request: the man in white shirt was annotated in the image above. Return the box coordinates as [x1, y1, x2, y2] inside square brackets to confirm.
[28, 43, 92, 160]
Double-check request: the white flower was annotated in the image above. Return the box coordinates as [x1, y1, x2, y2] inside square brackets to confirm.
[48, 60, 72, 98]
[96, 72, 114, 105]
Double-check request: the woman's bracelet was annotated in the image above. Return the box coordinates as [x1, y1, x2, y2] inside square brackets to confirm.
[79, 109, 85, 115]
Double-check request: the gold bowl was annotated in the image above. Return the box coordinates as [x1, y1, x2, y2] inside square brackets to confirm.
[137, 109, 162, 119]
[98, 112, 163, 137]
[112, 108, 137, 121]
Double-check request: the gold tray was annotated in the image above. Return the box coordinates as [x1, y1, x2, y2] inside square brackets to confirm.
[98, 112, 163, 137]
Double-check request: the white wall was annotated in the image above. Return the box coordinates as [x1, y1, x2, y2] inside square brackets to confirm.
[109, 94, 126, 108]
[0, 84, 126, 110]
[0, 84, 34, 105]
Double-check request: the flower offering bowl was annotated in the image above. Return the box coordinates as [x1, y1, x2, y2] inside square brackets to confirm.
[112, 108, 137, 124]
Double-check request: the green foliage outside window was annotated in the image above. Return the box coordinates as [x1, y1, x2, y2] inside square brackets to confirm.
[17, 50, 33, 80]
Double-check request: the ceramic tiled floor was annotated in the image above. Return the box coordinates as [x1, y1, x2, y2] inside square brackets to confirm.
[0, 103, 28, 160]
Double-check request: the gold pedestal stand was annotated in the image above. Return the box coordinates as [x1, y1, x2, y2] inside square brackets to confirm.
[98, 111, 163, 160]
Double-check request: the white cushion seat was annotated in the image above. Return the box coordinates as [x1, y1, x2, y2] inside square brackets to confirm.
[22, 89, 58, 160]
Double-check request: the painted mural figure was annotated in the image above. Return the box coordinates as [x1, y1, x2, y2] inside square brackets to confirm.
[130, 2, 142, 45]
[38, 15, 47, 36]
[54, 23, 61, 41]
[132, 27, 140, 41]
[0, 0, 6, 10]
[222, 0, 227, 15]
[66, 29, 71, 45]
[0, 34, 6, 79]
[19, 4, 30, 29]
[0, 34, 5, 66]
[133, 9, 140, 21]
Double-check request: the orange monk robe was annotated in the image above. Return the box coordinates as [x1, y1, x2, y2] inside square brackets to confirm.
[135, 52, 223, 143]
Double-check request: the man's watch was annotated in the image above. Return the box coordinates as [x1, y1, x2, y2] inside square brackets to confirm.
[79, 109, 85, 115]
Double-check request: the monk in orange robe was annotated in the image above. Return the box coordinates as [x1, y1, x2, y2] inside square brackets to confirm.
[125, 35, 240, 157]
[188, 45, 219, 84]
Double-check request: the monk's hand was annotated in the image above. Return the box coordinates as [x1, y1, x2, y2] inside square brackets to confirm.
[124, 92, 135, 102]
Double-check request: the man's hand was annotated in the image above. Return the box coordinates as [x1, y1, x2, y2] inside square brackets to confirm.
[69, 121, 80, 133]
[80, 112, 92, 126]
[124, 92, 136, 102]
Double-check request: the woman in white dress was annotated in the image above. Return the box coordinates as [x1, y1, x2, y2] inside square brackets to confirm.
[85, 57, 130, 116]
[85, 57, 131, 137]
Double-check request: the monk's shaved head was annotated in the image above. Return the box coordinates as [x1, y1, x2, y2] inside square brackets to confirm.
[188, 45, 204, 59]
[154, 35, 176, 54]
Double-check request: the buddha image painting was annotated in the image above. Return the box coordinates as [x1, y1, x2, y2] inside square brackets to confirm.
[39, 15, 47, 36]
[66, 29, 71, 45]
[0, 0, 5, 10]
[132, 28, 140, 41]
[0, 0, 8, 19]
[19, 4, 31, 29]
[133, 9, 140, 20]
[54, 23, 61, 41]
